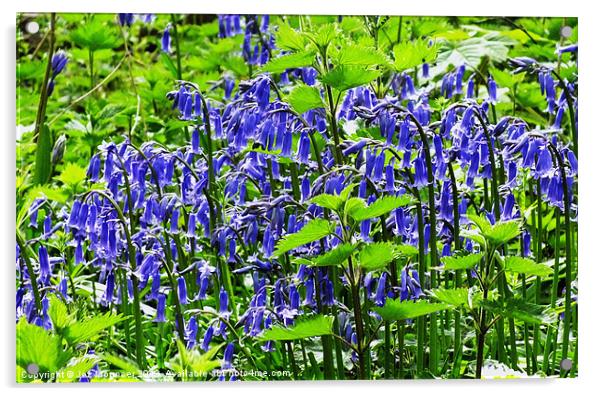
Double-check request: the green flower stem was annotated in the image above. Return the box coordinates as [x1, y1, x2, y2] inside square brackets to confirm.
[16, 232, 43, 314]
[415, 200, 426, 375]
[170, 14, 183, 80]
[543, 207, 562, 374]
[33, 13, 56, 145]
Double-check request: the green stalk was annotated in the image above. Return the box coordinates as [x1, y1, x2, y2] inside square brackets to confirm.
[33, 13, 55, 145]
[170, 14, 183, 80]
[543, 208, 562, 374]
[415, 201, 426, 375]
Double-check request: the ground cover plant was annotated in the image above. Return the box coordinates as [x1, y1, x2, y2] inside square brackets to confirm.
[16, 13, 578, 382]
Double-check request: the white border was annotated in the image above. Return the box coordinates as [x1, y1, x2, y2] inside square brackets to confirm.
[3, 1, 601, 395]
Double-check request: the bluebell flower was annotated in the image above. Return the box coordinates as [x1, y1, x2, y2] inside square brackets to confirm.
[487, 75, 497, 103]
[186, 316, 198, 349]
[154, 294, 167, 323]
[374, 272, 387, 307]
[177, 277, 188, 306]
[161, 24, 172, 54]
[222, 343, 235, 369]
[201, 325, 214, 351]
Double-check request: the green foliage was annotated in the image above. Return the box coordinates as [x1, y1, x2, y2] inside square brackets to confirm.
[70, 22, 120, 51]
[169, 340, 222, 380]
[320, 65, 381, 92]
[429, 287, 472, 308]
[56, 163, 88, 186]
[480, 298, 556, 324]
[33, 124, 53, 185]
[47, 295, 73, 330]
[273, 218, 334, 256]
[64, 312, 125, 345]
[392, 39, 439, 71]
[348, 195, 413, 222]
[262, 51, 316, 74]
[359, 242, 395, 271]
[56, 358, 99, 383]
[16, 317, 71, 374]
[374, 300, 448, 321]
[485, 220, 522, 246]
[260, 315, 334, 341]
[504, 256, 553, 277]
[309, 193, 343, 211]
[288, 85, 325, 114]
[441, 252, 484, 271]
[275, 22, 309, 52]
[310, 243, 355, 267]
[332, 44, 391, 68]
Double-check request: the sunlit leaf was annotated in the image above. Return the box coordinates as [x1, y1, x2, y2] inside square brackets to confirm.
[273, 219, 333, 257]
[310, 243, 355, 267]
[288, 85, 325, 114]
[359, 242, 395, 271]
[441, 253, 483, 271]
[374, 300, 448, 321]
[504, 256, 553, 277]
[260, 315, 334, 341]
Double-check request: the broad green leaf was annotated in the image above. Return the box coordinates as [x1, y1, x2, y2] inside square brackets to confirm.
[460, 229, 487, 248]
[311, 243, 355, 267]
[374, 299, 448, 321]
[260, 315, 334, 341]
[16, 317, 71, 374]
[504, 256, 553, 277]
[273, 218, 333, 257]
[275, 23, 308, 52]
[344, 197, 367, 217]
[48, 295, 74, 330]
[307, 24, 339, 49]
[435, 34, 513, 74]
[70, 23, 119, 51]
[320, 65, 381, 92]
[169, 341, 222, 379]
[333, 44, 391, 67]
[429, 287, 470, 308]
[57, 163, 88, 186]
[395, 244, 419, 258]
[288, 85, 325, 114]
[480, 298, 555, 324]
[64, 312, 124, 344]
[56, 357, 98, 383]
[468, 214, 493, 233]
[441, 252, 483, 271]
[349, 195, 413, 222]
[359, 242, 395, 271]
[485, 220, 522, 245]
[34, 124, 53, 185]
[262, 51, 315, 74]
[309, 193, 342, 211]
[392, 39, 438, 71]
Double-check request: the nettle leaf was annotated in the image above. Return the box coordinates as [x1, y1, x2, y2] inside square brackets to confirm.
[70, 23, 119, 51]
[394, 244, 419, 258]
[429, 287, 471, 308]
[101, 354, 141, 376]
[359, 242, 395, 271]
[310, 243, 355, 267]
[350, 195, 413, 222]
[480, 298, 555, 324]
[441, 252, 483, 271]
[275, 23, 309, 52]
[392, 39, 438, 71]
[435, 34, 513, 74]
[320, 65, 381, 92]
[16, 317, 71, 374]
[460, 229, 487, 248]
[468, 214, 493, 233]
[333, 44, 391, 68]
[57, 163, 88, 186]
[48, 295, 74, 330]
[64, 312, 125, 344]
[374, 299, 448, 321]
[504, 256, 553, 277]
[307, 24, 339, 49]
[288, 85, 325, 114]
[262, 51, 315, 74]
[56, 357, 99, 383]
[309, 193, 343, 211]
[484, 220, 522, 245]
[260, 315, 334, 341]
[273, 218, 333, 257]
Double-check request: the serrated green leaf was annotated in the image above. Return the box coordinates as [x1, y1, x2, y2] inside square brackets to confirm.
[57, 163, 87, 186]
[460, 229, 487, 248]
[310, 243, 355, 267]
[349, 195, 413, 222]
[101, 354, 141, 376]
[436, 34, 513, 74]
[16, 317, 71, 374]
[288, 85, 324, 114]
[47, 295, 74, 330]
[429, 287, 470, 308]
[273, 218, 333, 257]
[333, 44, 391, 67]
[480, 298, 555, 324]
[394, 244, 419, 258]
[309, 193, 343, 211]
[504, 256, 553, 277]
[359, 242, 395, 271]
[64, 312, 124, 344]
[307, 24, 339, 49]
[260, 315, 334, 341]
[320, 65, 381, 92]
[374, 300, 448, 321]
[275, 23, 308, 52]
[56, 357, 99, 382]
[71, 23, 119, 51]
[393, 39, 438, 71]
[468, 214, 493, 233]
[34, 124, 53, 185]
[485, 220, 522, 245]
[262, 51, 315, 74]
[441, 252, 483, 271]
